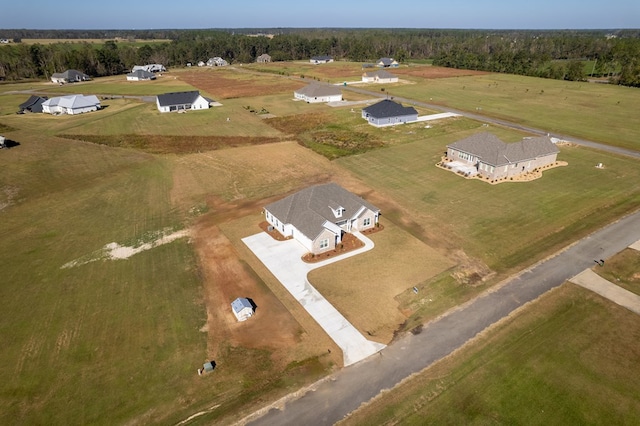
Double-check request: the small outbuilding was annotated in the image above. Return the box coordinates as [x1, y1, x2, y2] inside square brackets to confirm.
[231, 297, 254, 322]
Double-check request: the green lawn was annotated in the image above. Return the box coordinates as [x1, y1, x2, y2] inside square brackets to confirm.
[0, 136, 208, 424]
[387, 72, 640, 151]
[340, 283, 640, 425]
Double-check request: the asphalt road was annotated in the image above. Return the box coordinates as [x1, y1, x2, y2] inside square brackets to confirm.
[248, 209, 640, 426]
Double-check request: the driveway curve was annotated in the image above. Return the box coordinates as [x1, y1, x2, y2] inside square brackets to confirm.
[242, 232, 385, 367]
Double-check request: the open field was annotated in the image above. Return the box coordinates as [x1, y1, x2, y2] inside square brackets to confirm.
[595, 248, 640, 296]
[247, 61, 367, 83]
[340, 283, 640, 425]
[178, 67, 304, 99]
[386, 71, 640, 150]
[44, 74, 195, 97]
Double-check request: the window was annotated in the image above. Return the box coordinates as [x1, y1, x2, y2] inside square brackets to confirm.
[363, 218, 371, 227]
[319, 239, 329, 249]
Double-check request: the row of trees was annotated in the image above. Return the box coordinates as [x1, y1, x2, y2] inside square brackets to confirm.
[1, 29, 639, 86]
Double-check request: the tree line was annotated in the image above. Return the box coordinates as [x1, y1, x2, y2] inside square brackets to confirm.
[1, 28, 638, 86]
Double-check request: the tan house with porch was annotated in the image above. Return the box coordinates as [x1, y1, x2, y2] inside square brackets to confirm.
[446, 132, 560, 180]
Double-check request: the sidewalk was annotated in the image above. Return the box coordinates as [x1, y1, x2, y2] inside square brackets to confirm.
[569, 268, 640, 315]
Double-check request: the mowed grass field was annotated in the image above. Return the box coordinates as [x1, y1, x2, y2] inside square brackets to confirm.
[340, 283, 640, 425]
[386, 71, 640, 150]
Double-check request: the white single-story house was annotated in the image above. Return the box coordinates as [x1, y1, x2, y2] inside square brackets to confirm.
[197, 61, 206, 67]
[446, 132, 560, 180]
[231, 297, 254, 322]
[156, 91, 212, 113]
[377, 57, 399, 67]
[361, 99, 418, 126]
[132, 64, 166, 73]
[50, 69, 91, 84]
[256, 53, 272, 63]
[126, 69, 156, 81]
[310, 55, 333, 64]
[362, 70, 398, 83]
[264, 183, 380, 255]
[294, 84, 342, 103]
[206, 57, 228, 67]
[41, 94, 101, 115]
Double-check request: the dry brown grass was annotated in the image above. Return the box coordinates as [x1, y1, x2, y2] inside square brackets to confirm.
[179, 69, 303, 99]
[394, 65, 490, 79]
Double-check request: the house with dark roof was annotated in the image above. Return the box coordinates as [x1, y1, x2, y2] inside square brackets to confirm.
[156, 91, 211, 113]
[361, 99, 418, 126]
[362, 70, 398, 84]
[41, 94, 100, 115]
[264, 183, 380, 255]
[376, 58, 399, 67]
[126, 69, 156, 81]
[446, 132, 560, 180]
[18, 95, 48, 113]
[50, 69, 91, 84]
[231, 297, 254, 322]
[310, 55, 333, 64]
[294, 83, 342, 103]
[256, 53, 272, 63]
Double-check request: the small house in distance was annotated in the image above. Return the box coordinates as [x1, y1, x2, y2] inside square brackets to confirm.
[362, 70, 398, 84]
[206, 57, 228, 67]
[376, 58, 399, 68]
[294, 83, 342, 103]
[132, 64, 165, 73]
[310, 55, 333, 64]
[126, 69, 156, 81]
[256, 53, 272, 63]
[231, 298, 254, 322]
[50, 69, 91, 84]
[362, 99, 418, 126]
[156, 90, 211, 113]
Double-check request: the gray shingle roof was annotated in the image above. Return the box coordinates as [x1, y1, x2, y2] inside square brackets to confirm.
[265, 183, 380, 240]
[311, 55, 333, 61]
[448, 132, 559, 166]
[362, 99, 417, 119]
[364, 70, 397, 79]
[378, 58, 396, 66]
[156, 91, 202, 107]
[294, 83, 342, 98]
[19, 95, 47, 112]
[127, 69, 156, 79]
[51, 69, 90, 81]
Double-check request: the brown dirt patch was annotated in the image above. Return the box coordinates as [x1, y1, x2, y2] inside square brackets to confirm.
[192, 215, 302, 358]
[394, 66, 490, 79]
[179, 70, 303, 99]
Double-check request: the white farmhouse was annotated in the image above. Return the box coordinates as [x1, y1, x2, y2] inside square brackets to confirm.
[41, 94, 101, 115]
[294, 84, 342, 103]
[156, 91, 211, 113]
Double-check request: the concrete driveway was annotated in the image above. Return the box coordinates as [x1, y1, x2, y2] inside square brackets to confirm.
[242, 231, 385, 366]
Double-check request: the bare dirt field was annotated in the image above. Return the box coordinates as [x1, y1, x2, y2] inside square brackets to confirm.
[179, 69, 303, 99]
[191, 215, 302, 358]
[394, 66, 490, 79]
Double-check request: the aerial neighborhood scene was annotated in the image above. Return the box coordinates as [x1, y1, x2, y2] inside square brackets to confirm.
[1, 1, 640, 425]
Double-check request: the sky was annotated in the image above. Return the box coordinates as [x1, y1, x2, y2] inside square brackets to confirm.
[1, 0, 638, 30]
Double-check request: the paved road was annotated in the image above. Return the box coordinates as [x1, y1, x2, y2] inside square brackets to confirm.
[247, 208, 640, 426]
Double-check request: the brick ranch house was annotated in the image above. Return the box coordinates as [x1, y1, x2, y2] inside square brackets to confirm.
[445, 132, 560, 180]
[264, 183, 380, 255]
